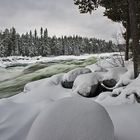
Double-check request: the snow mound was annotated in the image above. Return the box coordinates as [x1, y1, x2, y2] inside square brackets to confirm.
[10, 74, 71, 103]
[72, 73, 102, 97]
[86, 63, 107, 72]
[105, 104, 140, 140]
[63, 67, 91, 82]
[120, 75, 140, 100]
[103, 67, 127, 82]
[96, 92, 113, 102]
[115, 61, 134, 87]
[62, 67, 91, 88]
[96, 75, 140, 106]
[23, 74, 64, 93]
[26, 97, 114, 140]
[0, 100, 41, 140]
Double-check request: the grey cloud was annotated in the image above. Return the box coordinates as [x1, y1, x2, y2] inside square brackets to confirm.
[0, 0, 122, 41]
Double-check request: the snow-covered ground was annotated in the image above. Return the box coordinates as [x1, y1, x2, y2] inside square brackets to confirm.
[0, 52, 140, 140]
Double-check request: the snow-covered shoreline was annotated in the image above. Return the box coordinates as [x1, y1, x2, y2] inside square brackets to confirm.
[0, 52, 140, 140]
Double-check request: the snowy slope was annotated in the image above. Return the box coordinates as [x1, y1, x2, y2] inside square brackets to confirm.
[0, 53, 140, 140]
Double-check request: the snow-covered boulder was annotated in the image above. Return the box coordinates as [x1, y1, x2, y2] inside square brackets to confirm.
[86, 63, 107, 72]
[102, 79, 117, 88]
[26, 97, 114, 140]
[61, 68, 91, 88]
[72, 73, 102, 97]
[95, 76, 140, 106]
[115, 61, 134, 87]
[102, 67, 127, 88]
[118, 75, 140, 103]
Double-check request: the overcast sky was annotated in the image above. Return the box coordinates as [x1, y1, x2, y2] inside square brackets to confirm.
[0, 0, 123, 41]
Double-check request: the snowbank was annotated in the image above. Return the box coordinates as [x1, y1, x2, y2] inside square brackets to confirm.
[96, 75, 140, 106]
[10, 74, 72, 103]
[26, 98, 114, 140]
[62, 67, 91, 82]
[62, 67, 91, 88]
[105, 104, 140, 140]
[72, 73, 101, 97]
[0, 53, 140, 140]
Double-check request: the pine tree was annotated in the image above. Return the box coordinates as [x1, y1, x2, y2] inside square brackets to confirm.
[2, 29, 11, 56]
[10, 27, 17, 56]
[43, 28, 50, 56]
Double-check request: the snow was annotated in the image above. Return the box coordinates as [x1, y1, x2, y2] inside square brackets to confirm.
[10, 74, 71, 103]
[72, 73, 101, 97]
[119, 75, 140, 98]
[0, 53, 140, 140]
[96, 74, 140, 106]
[86, 63, 108, 72]
[62, 67, 91, 82]
[0, 101, 40, 140]
[26, 98, 114, 140]
[96, 91, 113, 102]
[102, 67, 127, 82]
[105, 104, 140, 140]
[115, 61, 134, 87]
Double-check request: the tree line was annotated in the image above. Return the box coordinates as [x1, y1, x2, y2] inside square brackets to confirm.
[0, 27, 117, 57]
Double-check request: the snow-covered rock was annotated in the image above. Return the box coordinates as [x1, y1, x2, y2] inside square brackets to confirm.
[72, 73, 102, 97]
[119, 75, 140, 102]
[102, 79, 117, 88]
[98, 75, 140, 105]
[62, 67, 91, 88]
[26, 97, 115, 140]
[115, 61, 134, 87]
[86, 63, 107, 72]
[103, 67, 127, 82]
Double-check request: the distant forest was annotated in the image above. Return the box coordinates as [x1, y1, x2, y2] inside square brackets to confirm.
[0, 27, 120, 57]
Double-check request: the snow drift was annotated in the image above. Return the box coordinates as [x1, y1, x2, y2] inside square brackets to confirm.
[26, 97, 114, 140]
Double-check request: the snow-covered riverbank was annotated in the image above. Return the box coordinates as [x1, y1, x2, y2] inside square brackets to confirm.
[0, 52, 120, 98]
[0, 52, 140, 140]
